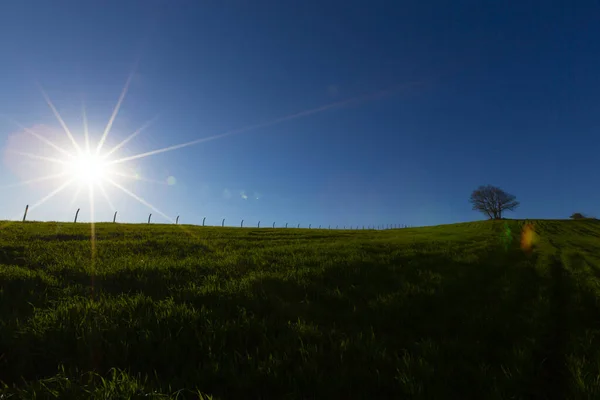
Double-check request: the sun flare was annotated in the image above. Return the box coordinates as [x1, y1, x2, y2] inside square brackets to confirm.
[67, 152, 110, 184]
[2, 75, 175, 223]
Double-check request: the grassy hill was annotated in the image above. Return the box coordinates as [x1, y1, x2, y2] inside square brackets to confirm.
[1, 219, 600, 398]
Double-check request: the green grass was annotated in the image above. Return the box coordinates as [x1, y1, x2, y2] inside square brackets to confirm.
[1, 219, 600, 398]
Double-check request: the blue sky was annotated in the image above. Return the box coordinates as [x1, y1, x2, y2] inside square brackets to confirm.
[1, 0, 599, 227]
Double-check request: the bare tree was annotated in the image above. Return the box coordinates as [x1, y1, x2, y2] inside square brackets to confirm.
[469, 185, 519, 219]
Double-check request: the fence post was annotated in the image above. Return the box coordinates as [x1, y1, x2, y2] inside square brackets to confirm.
[148, 214, 152, 224]
[272, 222, 275, 228]
[74, 208, 80, 223]
[258, 221, 260, 228]
[297, 223, 300, 228]
[113, 211, 118, 223]
[222, 218, 225, 227]
[285, 222, 288, 228]
[176, 216, 179, 225]
[309, 224, 311, 229]
[241, 219, 244, 228]
[202, 217, 206, 226]
[22, 204, 29, 222]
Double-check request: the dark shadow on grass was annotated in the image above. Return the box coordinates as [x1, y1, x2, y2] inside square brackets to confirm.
[528, 254, 569, 400]
[168, 246, 550, 398]
[47, 266, 207, 300]
[113, 240, 212, 258]
[7, 244, 595, 399]
[0, 273, 56, 385]
[32, 234, 90, 242]
[0, 245, 27, 266]
[568, 240, 600, 256]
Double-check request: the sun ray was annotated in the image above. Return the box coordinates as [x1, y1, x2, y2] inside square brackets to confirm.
[105, 177, 174, 223]
[1, 116, 74, 158]
[0, 172, 68, 189]
[102, 115, 159, 159]
[107, 81, 422, 166]
[96, 73, 133, 154]
[0, 178, 72, 229]
[38, 85, 82, 154]
[97, 181, 115, 211]
[8, 150, 70, 166]
[29, 179, 75, 212]
[82, 100, 91, 153]
[88, 183, 96, 224]
[88, 182, 97, 300]
[107, 170, 168, 185]
[106, 132, 234, 165]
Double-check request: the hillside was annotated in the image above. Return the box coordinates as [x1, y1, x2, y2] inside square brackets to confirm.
[1, 219, 600, 398]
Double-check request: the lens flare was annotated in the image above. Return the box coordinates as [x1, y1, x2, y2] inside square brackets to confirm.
[520, 223, 536, 253]
[501, 222, 512, 250]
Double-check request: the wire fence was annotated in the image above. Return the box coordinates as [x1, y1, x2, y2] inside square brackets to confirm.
[20, 204, 414, 230]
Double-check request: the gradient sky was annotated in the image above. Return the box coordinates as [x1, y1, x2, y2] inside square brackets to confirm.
[1, 1, 599, 228]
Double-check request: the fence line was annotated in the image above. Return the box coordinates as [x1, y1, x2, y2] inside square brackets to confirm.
[18, 204, 415, 230]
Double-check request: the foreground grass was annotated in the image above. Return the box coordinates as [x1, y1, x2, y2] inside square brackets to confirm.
[1, 219, 600, 398]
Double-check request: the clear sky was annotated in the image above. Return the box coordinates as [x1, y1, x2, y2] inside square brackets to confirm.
[1, 1, 599, 228]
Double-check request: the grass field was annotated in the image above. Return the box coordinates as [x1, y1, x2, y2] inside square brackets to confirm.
[1, 219, 600, 398]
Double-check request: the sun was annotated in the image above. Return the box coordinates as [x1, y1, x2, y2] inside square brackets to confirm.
[67, 151, 110, 184]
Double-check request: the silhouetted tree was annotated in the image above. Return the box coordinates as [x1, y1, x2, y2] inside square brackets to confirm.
[469, 185, 519, 220]
[570, 212, 586, 219]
